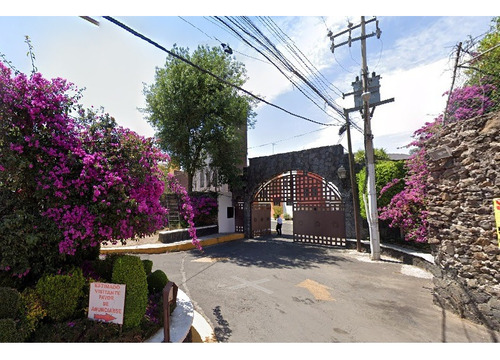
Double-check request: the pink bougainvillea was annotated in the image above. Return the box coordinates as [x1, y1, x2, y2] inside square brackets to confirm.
[0, 62, 199, 278]
[378, 83, 496, 243]
[166, 173, 201, 251]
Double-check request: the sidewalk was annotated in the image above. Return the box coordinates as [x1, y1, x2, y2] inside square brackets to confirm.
[100, 232, 245, 255]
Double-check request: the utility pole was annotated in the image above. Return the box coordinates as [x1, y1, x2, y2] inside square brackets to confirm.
[360, 16, 380, 260]
[343, 110, 362, 252]
[329, 17, 393, 261]
[443, 42, 462, 125]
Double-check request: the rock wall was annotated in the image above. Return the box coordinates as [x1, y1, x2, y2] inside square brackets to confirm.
[425, 112, 500, 331]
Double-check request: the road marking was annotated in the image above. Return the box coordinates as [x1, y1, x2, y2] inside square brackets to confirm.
[296, 279, 335, 301]
[192, 256, 229, 263]
[229, 276, 273, 294]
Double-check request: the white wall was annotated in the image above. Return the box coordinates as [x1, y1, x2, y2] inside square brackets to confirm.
[217, 191, 235, 233]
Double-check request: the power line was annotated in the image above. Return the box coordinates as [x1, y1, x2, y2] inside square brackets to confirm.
[248, 127, 329, 150]
[214, 16, 347, 126]
[264, 17, 345, 96]
[244, 16, 343, 111]
[215, 16, 343, 124]
[179, 16, 270, 65]
[258, 16, 344, 99]
[102, 16, 337, 128]
[185, 16, 344, 120]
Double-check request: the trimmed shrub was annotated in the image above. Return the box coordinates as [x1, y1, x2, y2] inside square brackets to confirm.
[142, 259, 153, 275]
[0, 318, 22, 342]
[147, 269, 169, 295]
[35, 267, 85, 322]
[93, 254, 123, 282]
[111, 255, 148, 329]
[19, 287, 47, 337]
[0, 287, 20, 319]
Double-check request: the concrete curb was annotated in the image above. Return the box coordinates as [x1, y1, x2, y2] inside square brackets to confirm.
[100, 233, 244, 255]
[191, 310, 217, 343]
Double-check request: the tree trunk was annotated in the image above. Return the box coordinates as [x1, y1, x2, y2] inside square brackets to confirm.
[187, 172, 194, 194]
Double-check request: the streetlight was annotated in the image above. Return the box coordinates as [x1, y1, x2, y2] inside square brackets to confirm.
[337, 165, 347, 180]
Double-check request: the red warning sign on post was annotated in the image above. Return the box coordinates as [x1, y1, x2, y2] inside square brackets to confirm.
[88, 282, 126, 325]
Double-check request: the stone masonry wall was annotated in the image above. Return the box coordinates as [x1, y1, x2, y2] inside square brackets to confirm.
[238, 145, 354, 239]
[425, 112, 500, 331]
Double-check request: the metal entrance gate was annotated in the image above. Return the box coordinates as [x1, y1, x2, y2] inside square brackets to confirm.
[235, 201, 244, 233]
[293, 202, 346, 246]
[251, 203, 271, 237]
[252, 170, 346, 246]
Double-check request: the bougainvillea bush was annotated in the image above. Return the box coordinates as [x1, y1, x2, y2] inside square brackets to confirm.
[0, 62, 198, 284]
[378, 83, 496, 243]
[188, 192, 218, 226]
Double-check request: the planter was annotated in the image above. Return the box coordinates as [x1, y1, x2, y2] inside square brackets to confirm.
[159, 225, 218, 244]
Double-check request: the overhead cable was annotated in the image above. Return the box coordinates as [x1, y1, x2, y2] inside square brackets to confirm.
[103, 16, 338, 127]
[214, 16, 347, 126]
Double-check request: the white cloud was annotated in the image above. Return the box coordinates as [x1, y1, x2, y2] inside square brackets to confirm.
[303, 57, 451, 154]
[32, 18, 166, 138]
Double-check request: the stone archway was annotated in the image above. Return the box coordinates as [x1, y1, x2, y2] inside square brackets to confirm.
[252, 170, 346, 245]
[234, 145, 355, 241]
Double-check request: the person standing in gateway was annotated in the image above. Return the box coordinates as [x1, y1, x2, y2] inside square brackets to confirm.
[276, 214, 283, 235]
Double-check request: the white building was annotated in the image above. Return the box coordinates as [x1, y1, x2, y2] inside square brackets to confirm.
[191, 162, 236, 234]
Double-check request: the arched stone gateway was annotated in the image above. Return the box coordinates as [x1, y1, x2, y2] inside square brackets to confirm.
[234, 145, 355, 245]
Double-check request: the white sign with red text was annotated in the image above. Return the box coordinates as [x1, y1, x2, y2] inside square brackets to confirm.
[88, 282, 126, 325]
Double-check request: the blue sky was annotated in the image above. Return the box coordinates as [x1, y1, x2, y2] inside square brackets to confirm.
[1, 3, 497, 164]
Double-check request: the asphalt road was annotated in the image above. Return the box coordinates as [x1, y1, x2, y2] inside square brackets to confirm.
[141, 236, 499, 343]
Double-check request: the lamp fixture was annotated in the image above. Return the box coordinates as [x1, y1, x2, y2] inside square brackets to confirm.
[337, 165, 347, 179]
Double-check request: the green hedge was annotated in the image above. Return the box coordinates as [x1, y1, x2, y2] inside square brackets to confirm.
[0, 287, 20, 319]
[35, 268, 85, 322]
[142, 259, 153, 275]
[357, 160, 406, 220]
[0, 318, 22, 342]
[147, 269, 169, 295]
[111, 255, 148, 329]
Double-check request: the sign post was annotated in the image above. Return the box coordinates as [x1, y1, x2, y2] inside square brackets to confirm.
[88, 282, 126, 325]
[163, 282, 178, 342]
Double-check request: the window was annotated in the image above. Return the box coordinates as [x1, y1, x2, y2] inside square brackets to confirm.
[227, 207, 234, 218]
[200, 171, 205, 188]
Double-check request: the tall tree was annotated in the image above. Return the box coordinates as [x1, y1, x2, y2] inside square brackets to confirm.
[142, 45, 256, 193]
[464, 17, 500, 110]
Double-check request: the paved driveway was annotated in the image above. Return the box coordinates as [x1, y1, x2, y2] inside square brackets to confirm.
[142, 237, 499, 343]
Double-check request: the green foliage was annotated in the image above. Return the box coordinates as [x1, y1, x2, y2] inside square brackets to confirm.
[0, 208, 66, 283]
[142, 45, 257, 192]
[147, 269, 169, 295]
[31, 317, 159, 342]
[273, 205, 283, 220]
[354, 148, 390, 167]
[111, 255, 148, 329]
[35, 268, 85, 322]
[19, 287, 47, 337]
[465, 17, 500, 110]
[357, 160, 406, 219]
[0, 318, 22, 342]
[97, 254, 123, 282]
[142, 259, 153, 276]
[0, 287, 20, 319]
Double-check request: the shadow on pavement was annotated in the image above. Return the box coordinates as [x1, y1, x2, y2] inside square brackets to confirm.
[189, 235, 352, 270]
